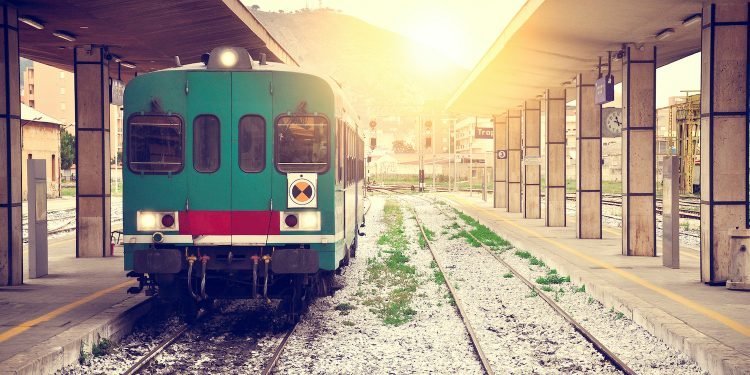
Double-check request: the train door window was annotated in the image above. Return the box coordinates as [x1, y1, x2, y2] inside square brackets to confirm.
[337, 120, 343, 183]
[239, 115, 266, 173]
[275, 115, 329, 173]
[193, 115, 221, 173]
[128, 114, 183, 174]
[345, 127, 350, 186]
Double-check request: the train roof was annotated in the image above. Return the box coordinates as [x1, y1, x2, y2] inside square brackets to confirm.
[143, 58, 360, 125]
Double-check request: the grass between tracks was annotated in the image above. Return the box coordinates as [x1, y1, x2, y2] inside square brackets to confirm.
[444, 206, 581, 295]
[363, 199, 419, 326]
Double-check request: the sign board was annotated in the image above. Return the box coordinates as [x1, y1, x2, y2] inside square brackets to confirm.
[496, 150, 507, 159]
[110, 78, 125, 106]
[522, 156, 542, 166]
[287, 173, 317, 208]
[460, 158, 486, 164]
[474, 127, 494, 139]
[595, 74, 615, 105]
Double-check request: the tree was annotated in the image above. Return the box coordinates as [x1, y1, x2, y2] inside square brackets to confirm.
[60, 131, 75, 169]
[110, 150, 122, 165]
[250, 4, 260, 11]
[392, 140, 415, 153]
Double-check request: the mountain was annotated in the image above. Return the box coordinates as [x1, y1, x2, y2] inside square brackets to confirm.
[252, 8, 467, 123]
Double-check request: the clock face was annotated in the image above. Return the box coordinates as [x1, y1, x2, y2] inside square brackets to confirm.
[605, 110, 622, 135]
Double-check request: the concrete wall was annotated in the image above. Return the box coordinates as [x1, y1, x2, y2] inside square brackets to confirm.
[21, 121, 61, 198]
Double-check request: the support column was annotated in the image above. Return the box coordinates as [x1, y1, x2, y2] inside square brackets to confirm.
[523, 100, 541, 218]
[0, 4, 21, 285]
[493, 112, 508, 208]
[622, 45, 657, 256]
[75, 46, 111, 258]
[546, 88, 567, 226]
[508, 109, 522, 212]
[700, 1, 749, 283]
[576, 72, 602, 238]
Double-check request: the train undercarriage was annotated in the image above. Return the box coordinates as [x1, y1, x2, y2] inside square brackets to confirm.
[128, 241, 357, 323]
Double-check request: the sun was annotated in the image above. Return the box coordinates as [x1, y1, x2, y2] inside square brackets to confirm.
[405, 12, 465, 73]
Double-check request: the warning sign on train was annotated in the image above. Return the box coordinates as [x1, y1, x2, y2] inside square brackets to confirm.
[288, 173, 318, 208]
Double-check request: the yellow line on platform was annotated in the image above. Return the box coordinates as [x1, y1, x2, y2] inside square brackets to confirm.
[0, 280, 135, 343]
[447, 195, 750, 337]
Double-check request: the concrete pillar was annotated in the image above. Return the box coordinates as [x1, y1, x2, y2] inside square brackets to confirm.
[576, 72, 602, 239]
[546, 88, 567, 227]
[0, 4, 20, 285]
[508, 109, 522, 213]
[700, 1, 749, 284]
[493, 112, 508, 209]
[523, 100, 541, 219]
[75, 46, 111, 258]
[622, 45, 657, 257]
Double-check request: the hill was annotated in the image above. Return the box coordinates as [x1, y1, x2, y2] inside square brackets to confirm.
[252, 8, 467, 123]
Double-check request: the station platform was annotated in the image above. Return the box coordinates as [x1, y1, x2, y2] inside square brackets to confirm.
[0, 231, 150, 375]
[444, 192, 750, 375]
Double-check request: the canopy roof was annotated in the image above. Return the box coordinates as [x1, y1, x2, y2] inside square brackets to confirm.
[14, 0, 297, 81]
[447, 0, 703, 115]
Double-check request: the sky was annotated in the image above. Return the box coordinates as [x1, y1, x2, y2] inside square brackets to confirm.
[243, 0, 701, 108]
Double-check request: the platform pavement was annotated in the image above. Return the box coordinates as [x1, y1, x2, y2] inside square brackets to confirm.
[442, 192, 750, 375]
[0, 230, 150, 374]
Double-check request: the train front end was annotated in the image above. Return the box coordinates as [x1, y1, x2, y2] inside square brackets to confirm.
[122, 48, 344, 315]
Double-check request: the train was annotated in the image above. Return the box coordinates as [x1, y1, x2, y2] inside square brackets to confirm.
[122, 46, 366, 321]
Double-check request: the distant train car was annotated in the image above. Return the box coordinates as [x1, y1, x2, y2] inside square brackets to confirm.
[123, 47, 366, 320]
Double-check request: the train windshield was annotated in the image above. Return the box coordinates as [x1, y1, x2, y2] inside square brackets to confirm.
[127, 115, 183, 174]
[275, 115, 329, 173]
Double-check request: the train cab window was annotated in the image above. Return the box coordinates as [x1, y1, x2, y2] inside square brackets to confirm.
[275, 115, 329, 173]
[193, 115, 220, 173]
[239, 115, 266, 173]
[128, 114, 183, 174]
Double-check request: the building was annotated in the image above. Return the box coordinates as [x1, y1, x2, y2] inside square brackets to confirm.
[21, 61, 123, 166]
[454, 116, 494, 182]
[21, 104, 62, 198]
[21, 61, 74, 128]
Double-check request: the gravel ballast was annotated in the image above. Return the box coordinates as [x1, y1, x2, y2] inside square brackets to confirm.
[420, 194, 706, 375]
[274, 195, 484, 374]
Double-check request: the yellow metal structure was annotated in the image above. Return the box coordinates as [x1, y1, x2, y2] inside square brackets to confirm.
[667, 93, 700, 194]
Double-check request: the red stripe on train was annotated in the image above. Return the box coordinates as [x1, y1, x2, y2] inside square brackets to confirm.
[178, 211, 281, 235]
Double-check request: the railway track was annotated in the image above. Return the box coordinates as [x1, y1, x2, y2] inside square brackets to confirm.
[120, 310, 297, 375]
[406, 202, 495, 375]
[371, 184, 702, 219]
[402, 192, 635, 375]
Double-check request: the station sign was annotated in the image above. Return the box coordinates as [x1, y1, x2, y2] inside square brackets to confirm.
[522, 156, 542, 166]
[595, 74, 615, 105]
[459, 157, 486, 164]
[474, 127, 494, 139]
[110, 78, 125, 106]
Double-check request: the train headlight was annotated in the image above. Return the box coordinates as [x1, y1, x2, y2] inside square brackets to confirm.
[219, 49, 238, 67]
[206, 46, 253, 70]
[281, 211, 320, 231]
[137, 211, 179, 231]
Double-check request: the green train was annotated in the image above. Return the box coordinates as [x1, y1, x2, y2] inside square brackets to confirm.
[123, 47, 366, 320]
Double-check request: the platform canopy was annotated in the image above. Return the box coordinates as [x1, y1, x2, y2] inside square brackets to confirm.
[447, 0, 703, 115]
[13, 0, 298, 80]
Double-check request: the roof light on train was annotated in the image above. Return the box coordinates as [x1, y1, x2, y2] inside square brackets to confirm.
[206, 46, 254, 71]
[219, 49, 239, 67]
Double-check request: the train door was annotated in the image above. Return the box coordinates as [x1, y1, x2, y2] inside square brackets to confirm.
[185, 72, 232, 240]
[231, 72, 275, 244]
